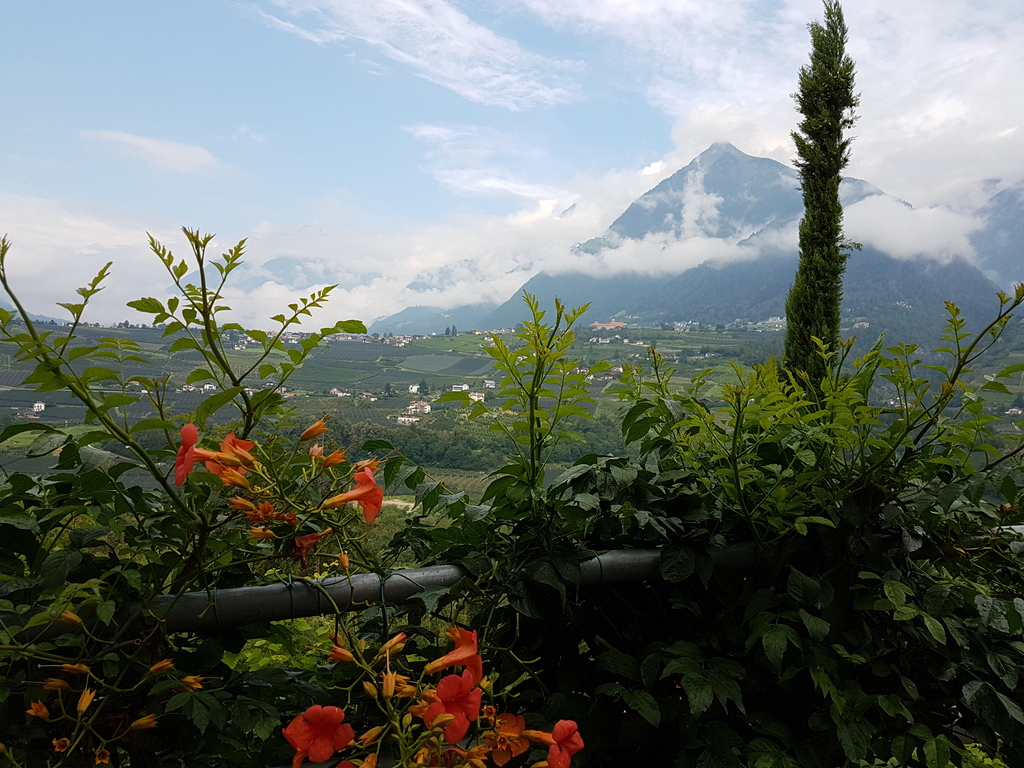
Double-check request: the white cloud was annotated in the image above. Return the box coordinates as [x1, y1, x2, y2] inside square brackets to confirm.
[233, 125, 267, 145]
[252, 0, 581, 110]
[844, 196, 980, 263]
[516, 0, 1024, 209]
[82, 131, 226, 174]
[407, 122, 566, 199]
[640, 160, 665, 176]
[0, 193, 179, 322]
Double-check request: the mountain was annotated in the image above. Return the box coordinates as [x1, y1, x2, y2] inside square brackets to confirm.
[970, 180, 1024, 290]
[477, 143, 1008, 346]
[372, 142, 1018, 344]
[0, 297, 65, 325]
[368, 303, 497, 336]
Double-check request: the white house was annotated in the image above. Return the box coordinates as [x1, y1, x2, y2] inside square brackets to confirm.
[451, 384, 469, 392]
[32, 401, 45, 412]
[408, 401, 432, 414]
[483, 380, 496, 388]
[397, 414, 422, 425]
[468, 392, 485, 403]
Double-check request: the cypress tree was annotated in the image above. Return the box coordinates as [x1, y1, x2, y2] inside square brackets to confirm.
[783, 0, 859, 388]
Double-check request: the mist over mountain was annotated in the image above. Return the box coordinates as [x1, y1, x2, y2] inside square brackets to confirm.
[373, 142, 1019, 341]
[970, 180, 1024, 290]
[369, 303, 499, 336]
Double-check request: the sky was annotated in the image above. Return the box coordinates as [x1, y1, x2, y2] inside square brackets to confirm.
[1, 0, 1022, 329]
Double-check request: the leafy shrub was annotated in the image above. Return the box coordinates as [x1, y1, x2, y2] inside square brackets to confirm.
[413, 290, 1024, 767]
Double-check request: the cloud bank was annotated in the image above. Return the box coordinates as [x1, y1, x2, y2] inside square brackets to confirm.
[252, 0, 581, 110]
[82, 131, 226, 175]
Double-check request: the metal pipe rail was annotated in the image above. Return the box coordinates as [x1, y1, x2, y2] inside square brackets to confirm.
[152, 548, 664, 632]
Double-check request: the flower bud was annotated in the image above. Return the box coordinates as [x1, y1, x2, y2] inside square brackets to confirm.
[382, 671, 397, 699]
[229, 496, 257, 512]
[358, 726, 383, 746]
[362, 681, 378, 699]
[430, 713, 456, 731]
[180, 675, 204, 691]
[220, 468, 250, 489]
[375, 632, 408, 660]
[339, 551, 350, 570]
[300, 419, 329, 442]
[329, 646, 354, 663]
[77, 688, 96, 716]
[60, 611, 84, 627]
[129, 714, 158, 731]
[322, 449, 346, 467]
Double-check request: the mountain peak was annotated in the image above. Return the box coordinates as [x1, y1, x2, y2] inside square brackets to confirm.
[697, 141, 744, 159]
[604, 143, 799, 241]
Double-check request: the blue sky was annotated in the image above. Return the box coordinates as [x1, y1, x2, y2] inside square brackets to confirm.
[1, 0, 1022, 326]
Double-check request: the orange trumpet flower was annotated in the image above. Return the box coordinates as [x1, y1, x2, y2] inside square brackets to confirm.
[300, 419, 329, 442]
[322, 468, 384, 523]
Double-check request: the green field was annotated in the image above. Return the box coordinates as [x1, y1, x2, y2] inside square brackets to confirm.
[2, 322, 1021, 466]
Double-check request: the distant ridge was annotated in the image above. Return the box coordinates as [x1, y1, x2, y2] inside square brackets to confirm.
[376, 143, 1018, 343]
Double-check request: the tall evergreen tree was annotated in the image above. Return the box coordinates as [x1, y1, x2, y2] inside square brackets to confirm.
[783, 0, 859, 388]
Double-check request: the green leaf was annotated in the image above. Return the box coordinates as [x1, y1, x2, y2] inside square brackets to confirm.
[837, 720, 873, 762]
[186, 695, 212, 735]
[986, 651, 1020, 689]
[597, 651, 640, 682]
[787, 568, 822, 606]
[762, 625, 796, 670]
[26, 431, 69, 458]
[623, 689, 661, 727]
[683, 675, 713, 716]
[130, 418, 176, 434]
[793, 515, 835, 530]
[660, 545, 696, 583]
[195, 386, 246, 427]
[883, 580, 911, 608]
[923, 585, 962, 618]
[594, 682, 625, 697]
[980, 380, 1012, 395]
[185, 368, 215, 385]
[976, 595, 1011, 633]
[96, 600, 116, 625]
[168, 336, 201, 354]
[551, 552, 582, 586]
[640, 653, 662, 689]
[523, 560, 566, 608]
[0, 510, 41, 534]
[794, 448, 816, 466]
[921, 614, 946, 644]
[38, 550, 83, 591]
[68, 527, 110, 548]
[0, 423, 60, 445]
[922, 737, 951, 768]
[328, 319, 367, 334]
[126, 297, 165, 314]
[798, 609, 830, 641]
